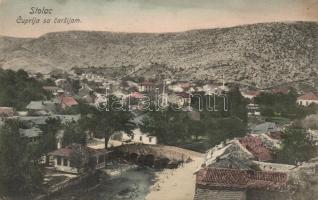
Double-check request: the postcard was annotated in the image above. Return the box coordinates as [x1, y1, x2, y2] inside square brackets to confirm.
[0, 0, 317, 200]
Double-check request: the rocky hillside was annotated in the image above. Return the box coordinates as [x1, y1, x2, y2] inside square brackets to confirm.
[0, 21, 317, 88]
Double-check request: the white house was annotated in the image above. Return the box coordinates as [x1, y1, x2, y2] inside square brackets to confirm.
[49, 144, 109, 174]
[138, 80, 156, 92]
[241, 90, 261, 100]
[297, 92, 318, 106]
[107, 128, 157, 148]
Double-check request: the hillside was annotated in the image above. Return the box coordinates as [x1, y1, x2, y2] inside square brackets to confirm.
[0, 21, 317, 88]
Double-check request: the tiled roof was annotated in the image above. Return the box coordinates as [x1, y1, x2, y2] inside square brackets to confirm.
[242, 90, 261, 97]
[177, 92, 191, 98]
[180, 82, 191, 89]
[130, 92, 144, 99]
[0, 107, 14, 117]
[239, 136, 273, 161]
[251, 122, 279, 134]
[140, 80, 155, 86]
[271, 87, 289, 94]
[49, 143, 108, 157]
[61, 96, 79, 107]
[196, 168, 288, 190]
[297, 92, 318, 101]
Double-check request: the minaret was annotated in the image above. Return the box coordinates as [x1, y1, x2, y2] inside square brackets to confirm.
[222, 73, 225, 88]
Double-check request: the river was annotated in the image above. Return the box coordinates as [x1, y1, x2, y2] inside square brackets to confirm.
[49, 165, 155, 200]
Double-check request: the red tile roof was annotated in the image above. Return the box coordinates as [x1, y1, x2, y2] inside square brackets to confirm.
[140, 80, 155, 86]
[239, 136, 273, 161]
[177, 92, 191, 98]
[0, 107, 15, 117]
[130, 92, 144, 99]
[196, 168, 288, 190]
[297, 92, 318, 101]
[180, 82, 191, 89]
[61, 96, 79, 107]
[49, 144, 107, 157]
[242, 90, 261, 97]
[271, 87, 289, 94]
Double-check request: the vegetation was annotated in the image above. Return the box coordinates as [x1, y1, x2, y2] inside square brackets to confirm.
[62, 121, 87, 146]
[0, 69, 48, 109]
[142, 87, 248, 148]
[77, 96, 135, 148]
[276, 125, 316, 165]
[254, 90, 317, 119]
[0, 120, 43, 196]
[39, 117, 62, 155]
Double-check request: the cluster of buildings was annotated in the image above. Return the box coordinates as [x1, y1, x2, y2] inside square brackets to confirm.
[193, 121, 318, 200]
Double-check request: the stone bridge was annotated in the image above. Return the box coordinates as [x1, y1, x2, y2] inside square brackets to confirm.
[110, 144, 203, 169]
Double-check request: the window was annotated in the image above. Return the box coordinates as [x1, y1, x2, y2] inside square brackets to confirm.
[149, 137, 152, 143]
[57, 156, 62, 166]
[140, 136, 142, 141]
[63, 158, 68, 166]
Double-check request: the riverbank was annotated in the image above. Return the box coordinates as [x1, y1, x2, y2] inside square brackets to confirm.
[48, 165, 154, 200]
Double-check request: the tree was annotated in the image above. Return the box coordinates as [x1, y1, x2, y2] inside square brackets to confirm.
[276, 126, 316, 165]
[141, 105, 191, 144]
[79, 95, 135, 148]
[205, 117, 246, 146]
[62, 121, 87, 146]
[0, 69, 48, 109]
[37, 118, 62, 164]
[0, 120, 43, 196]
[68, 144, 95, 173]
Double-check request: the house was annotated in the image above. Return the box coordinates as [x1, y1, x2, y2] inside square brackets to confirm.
[238, 136, 273, 162]
[43, 86, 63, 95]
[308, 129, 318, 145]
[60, 96, 79, 109]
[19, 114, 81, 127]
[204, 135, 274, 168]
[26, 101, 57, 116]
[55, 79, 67, 87]
[19, 127, 43, 143]
[107, 128, 157, 148]
[297, 92, 318, 106]
[138, 80, 156, 92]
[251, 122, 280, 135]
[130, 92, 145, 100]
[49, 143, 109, 174]
[241, 90, 261, 100]
[271, 87, 289, 94]
[194, 167, 289, 200]
[0, 107, 15, 118]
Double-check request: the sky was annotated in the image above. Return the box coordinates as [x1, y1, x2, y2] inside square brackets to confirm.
[0, 0, 317, 37]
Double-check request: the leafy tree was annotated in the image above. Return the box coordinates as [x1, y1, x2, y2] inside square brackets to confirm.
[62, 121, 87, 146]
[254, 89, 312, 119]
[78, 96, 135, 148]
[68, 144, 96, 173]
[37, 118, 62, 163]
[205, 117, 246, 146]
[0, 120, 43, 196]
[276, 126, 316, 165]
[0, 69, 48, 109]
